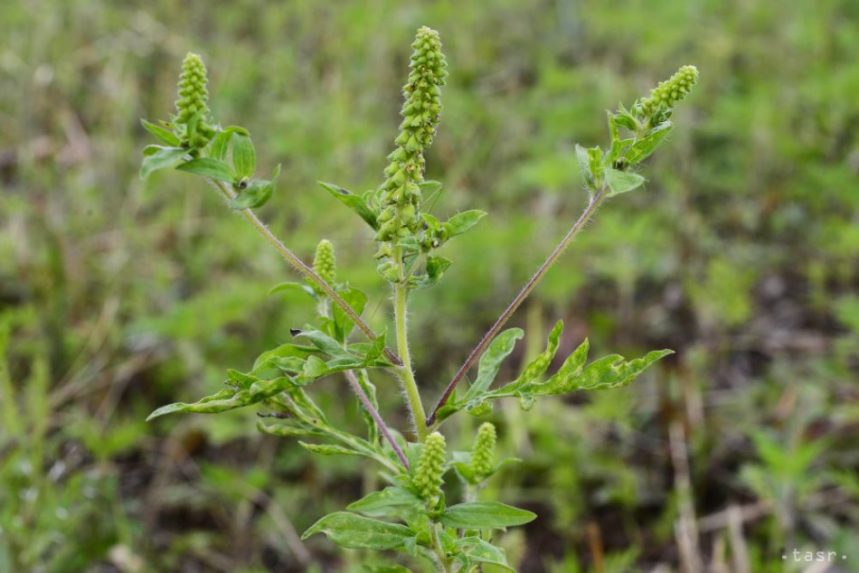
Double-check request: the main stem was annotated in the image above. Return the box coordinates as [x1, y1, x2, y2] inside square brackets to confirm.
[393, 253, 428, 440]
[426, 187, 607, 425]
[209, 180, 401, 366]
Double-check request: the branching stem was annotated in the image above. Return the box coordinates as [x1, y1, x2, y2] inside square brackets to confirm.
[209, 180, 401, 366]
[426, 187, 607, 425]
[344, 370, 409, 470]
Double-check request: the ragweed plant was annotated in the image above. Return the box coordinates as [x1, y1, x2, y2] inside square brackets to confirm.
[141, 28, 697, 571]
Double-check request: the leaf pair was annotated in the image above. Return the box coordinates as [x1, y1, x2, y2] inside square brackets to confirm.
[576, 143, 647, 198]
[140, 120, 280, 209]
[303, 499, 533, 568]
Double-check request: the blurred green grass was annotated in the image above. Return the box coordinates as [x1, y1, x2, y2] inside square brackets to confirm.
[1, 0, 859, 571]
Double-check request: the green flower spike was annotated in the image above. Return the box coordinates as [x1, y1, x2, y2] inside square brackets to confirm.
[375, 26, 448, 275]
[311, 239, 337, 292]
[174, 52, 216, 150]
[471, 422, 496, 480]
[634, 65, 699, 120]
[413, 431, 446, 503]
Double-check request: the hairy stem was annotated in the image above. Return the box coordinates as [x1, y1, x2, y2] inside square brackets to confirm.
[430, 523, 450, 572]
[393, 253, 428, 440]
[344, 370, 409, 470]
[208, 180, 401, 366]
[427, 187, 607, 425]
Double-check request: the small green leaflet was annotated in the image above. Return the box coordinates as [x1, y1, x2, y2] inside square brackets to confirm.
[444, 210, 487, 238]
[177, 157, 235, 182]
[505, 320, 563, 393]
[140, 119, 180, 146]
[302, 512, 414, 550]
[440, 502, 536, 529]
[146, 376, 296, 420]
[299, 442, 361, 456]
[625, 121, 673, 165]
[605, 167, 646, 197]
[347, 487, 422, 518]
[139, 146, 187, 179]
[456, 537, 514, 571]
[231, 133, 256, 178]
[318, 181, 379, 230]
[462, 328, 523, 403]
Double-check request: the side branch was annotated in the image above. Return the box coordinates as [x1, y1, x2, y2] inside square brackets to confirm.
[426, 188, 607, 425]
[344, 370, 409, 470]
[209, 180, 402, 367]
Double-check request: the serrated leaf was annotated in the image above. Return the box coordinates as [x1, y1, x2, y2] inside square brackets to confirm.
[139, 146, 187, 179]
[537, 348, 671, 395]
[440, 502, 536, 529]
[347, 487, 422, 518]
[230, 179, 273, 209]
[524, 338, 590, 395]
[302, 512, 413, 550]
[177, 157, 235, 182]
[141, 119, 180, 146]
[444, 210, 487, 238]
[463, 329, 524, 403]
[319, 181, 379, 229]
[605, 168, 646, 196]
[232, 133, 256, 178]
[504, 320, 564, 393]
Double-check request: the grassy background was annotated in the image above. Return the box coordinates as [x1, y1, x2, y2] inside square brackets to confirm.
[2, 0, 859, 571]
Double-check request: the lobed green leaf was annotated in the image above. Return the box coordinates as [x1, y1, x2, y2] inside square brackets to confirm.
[462, 328, 524, 403]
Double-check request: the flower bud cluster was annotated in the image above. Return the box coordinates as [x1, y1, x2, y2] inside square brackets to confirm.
[471, 422, 496, 480]
[375, 27, 447, 280]
[311, 239, 337, 293]
[174, 53, 216, 150]
[634, 65, 699, 120]
[413, 431, 446, 503]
